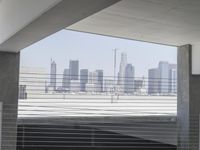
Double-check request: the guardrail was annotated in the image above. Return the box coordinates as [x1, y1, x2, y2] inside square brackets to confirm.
[14, 73, 178, 149]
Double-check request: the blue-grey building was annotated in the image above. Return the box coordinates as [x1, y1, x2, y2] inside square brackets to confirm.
[80, 69, 89, 91]
[169, 64, 177, 94]
[148, 62, 177, 95]
[95, 70, 104, 92]
[62, 69, 70, 90]
[158, 61, 169, 94]
[124, 64, 135, 94]
[148, 68, 160, 95]
[69, 60, 79, 80]
[50, 60, 56, 90]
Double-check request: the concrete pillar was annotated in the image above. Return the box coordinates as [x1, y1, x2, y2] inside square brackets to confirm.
[0, 52, 20, 150]
[178, 45, 200, 150]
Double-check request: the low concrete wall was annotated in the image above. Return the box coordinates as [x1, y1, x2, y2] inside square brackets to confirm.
[18, 116, 177, 146]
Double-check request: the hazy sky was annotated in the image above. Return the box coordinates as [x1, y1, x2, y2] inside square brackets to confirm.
[21, 29, 177, 77]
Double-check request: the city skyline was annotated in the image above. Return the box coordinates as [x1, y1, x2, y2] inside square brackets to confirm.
[21, 52, 177, 78]
[20, 30, 177, 77]
[47, 52, 176, 78]
[47, 57, 176, 95]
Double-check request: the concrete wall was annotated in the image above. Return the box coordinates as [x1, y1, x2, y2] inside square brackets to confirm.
[177, 45, 200, 150]
[0, 52, 20, 150]
[18, 116, 177, 146]
[0, 102, 2, 149]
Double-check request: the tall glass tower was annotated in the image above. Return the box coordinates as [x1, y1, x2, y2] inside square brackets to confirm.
[50, 60, 56, 90]
[124, 64, 135, 94]
[118, 52, 127, 93]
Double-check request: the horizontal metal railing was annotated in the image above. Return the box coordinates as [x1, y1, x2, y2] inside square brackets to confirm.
[19, 73, 177, 96]
[18, 73, 177, 117]
[11, 73, 180, 149]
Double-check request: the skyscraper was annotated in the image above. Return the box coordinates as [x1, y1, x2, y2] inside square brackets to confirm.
[118, 52, 127, 93]
[124, 64, 134, 94]
[169, 64, 177, 94]
[62, 69, 70, 90]
[86, 71, 96, 92]
[69, 60, 79, 80]
[158, 61, 169, 94]
[104, 79, 114, 93]
[148, 68, 160, 95]
[80, 69, 89, 91]
[50, 60, 56, 90]
[148, 61, 177, 95]
[134, 79, 144, 93]
[134, 77, 147, 95]
[95, 70, 104, 92]
[70, 80, 80, 92]
[88, 71, 96, 84]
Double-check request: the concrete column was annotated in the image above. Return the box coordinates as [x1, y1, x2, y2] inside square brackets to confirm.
[0, 52, 20, 150]
[178, 45, 200, 150]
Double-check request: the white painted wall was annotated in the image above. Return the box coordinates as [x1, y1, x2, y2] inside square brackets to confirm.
[0, 0, 61, 45]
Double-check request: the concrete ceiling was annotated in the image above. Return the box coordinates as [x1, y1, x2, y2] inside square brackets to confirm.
[0, 0, 119, 52]
[68, 0, 200, 47]
[0, 0, 61, 45]
[1, 0, 200, 73]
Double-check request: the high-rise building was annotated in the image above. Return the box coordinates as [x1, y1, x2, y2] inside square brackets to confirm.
[118, 52, 127, 93]
[88, 71, 96, 84]
[86, 71, 96, 92]
[50, 60, 56, 90]
[169, 64, 177, 94]
[134, 79, 144, 92]
[124, 64, 134, 94]
[158, 61, 169, 94]
[69, 60, 79, 80]
[104, 79, 114, 93]
[134, 77, 147, 95]
[148, 68, 160, 95]
[62, 69, 70, 90]
[148, 62, 177, 95]
[80, 69, 89, 91]
[70, 80, 80, 92]
[95, 70, 104, 92]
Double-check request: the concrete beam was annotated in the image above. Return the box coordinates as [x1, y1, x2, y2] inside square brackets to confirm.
[0, 52, 20, 150]
[0, 0, 61, 45]
[192, 44, 200, 74]
[0, 0, 120, 52]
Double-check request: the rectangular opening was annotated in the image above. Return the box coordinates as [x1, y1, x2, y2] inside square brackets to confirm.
[18, 29, 177, 149]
